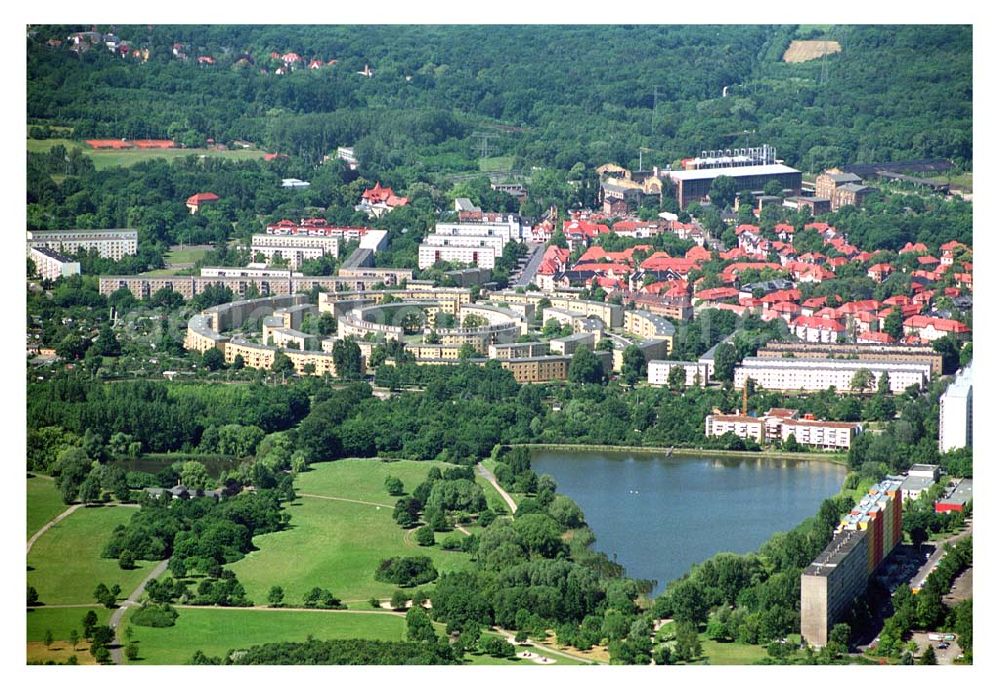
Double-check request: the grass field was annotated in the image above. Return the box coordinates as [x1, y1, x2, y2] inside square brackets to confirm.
[227, 459, 476, 604]
[126, 607, 408, 664]
[25, 137, 266, 170]
[27, 606, 112, 642]
[27, 504, 152, 606]
[479, 156, 515, 172]
[697, 636, 768, 665]
[166, 245, 214, 266]
[27, 476, 68, 539]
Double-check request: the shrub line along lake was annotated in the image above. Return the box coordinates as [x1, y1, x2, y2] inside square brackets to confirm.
[529, 447, 847, 595]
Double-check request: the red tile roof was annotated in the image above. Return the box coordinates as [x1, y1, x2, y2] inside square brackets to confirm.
[792, 316, 846, 332]
[917, 255, 940, 266]
[695, 287, 740, 301]
[903, 315, 970, 334]
[858, 331, 896, 344]
[900, 242, 929, 254]
[761, 289, 801, 303]
[186, 192, 220, 205]
[735, 224, 760, 235]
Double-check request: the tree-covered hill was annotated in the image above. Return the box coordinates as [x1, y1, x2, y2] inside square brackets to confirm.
[27, 24, 971, 175]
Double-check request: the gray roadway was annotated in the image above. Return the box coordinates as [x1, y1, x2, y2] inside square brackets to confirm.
[513, 243, 546, 287]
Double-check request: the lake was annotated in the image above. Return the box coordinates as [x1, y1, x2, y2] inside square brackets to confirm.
[531, 449, 846, 595]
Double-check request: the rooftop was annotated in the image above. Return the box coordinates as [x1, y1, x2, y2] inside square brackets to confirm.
[666, 163, 800, 182]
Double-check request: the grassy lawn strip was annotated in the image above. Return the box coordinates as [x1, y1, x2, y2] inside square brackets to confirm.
[228, 460, 475, 604]
[27, 505, 152, 605]
[27, 476, 68, 539]
[127, 607, 407, 665]
[697, 635, 768, 665]
[27, 606, 111, 642]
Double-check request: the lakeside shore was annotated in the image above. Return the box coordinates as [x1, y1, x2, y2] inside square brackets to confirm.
[512, 443, 849, 467]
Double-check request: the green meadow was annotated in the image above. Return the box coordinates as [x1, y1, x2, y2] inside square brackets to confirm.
[228, 459, 477, 604]
[27, 505, 151, 606]
[27, 476, 68, 539]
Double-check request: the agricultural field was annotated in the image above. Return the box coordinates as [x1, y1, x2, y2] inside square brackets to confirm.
[227, 459, 477, 605]
[782, 40, 842, 63]
[125, 607, 408, 665]
[27, 504, 152, 606]
[27, 475, 68, 539]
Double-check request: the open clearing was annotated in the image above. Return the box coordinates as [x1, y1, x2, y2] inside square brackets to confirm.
[126, 606, 407, 664]
[27, 476, 67, 539]
[783, 40, 842, 63]
[697, 636, 768, 664]
[227, 459, 476, 604]
[26, 138, 266, 170]
[27, 504, 152, 605]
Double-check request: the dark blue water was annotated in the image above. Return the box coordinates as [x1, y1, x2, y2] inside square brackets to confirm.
[531, 450, 846, 595]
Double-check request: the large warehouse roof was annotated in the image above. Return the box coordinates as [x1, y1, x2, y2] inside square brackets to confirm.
[666, 163, 800, 181]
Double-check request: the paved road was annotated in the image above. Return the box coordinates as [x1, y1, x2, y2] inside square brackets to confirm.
[27, 504, 82, 555]
[299, 493, 390, 509]
[513, 243, 546, 287]
[476, 463, 518, 514]
[910, 520, 972, 591]
[109, 558, 170, 664]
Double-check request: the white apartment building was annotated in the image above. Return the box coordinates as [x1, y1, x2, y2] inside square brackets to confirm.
[939, 362, 972, 453]
[648, 360, 709, 387]
[779, 419, 861, 449]
[29, 246, 80, 280]
[734, 357, 930, 394]
[705, 409, 861, 449]
[27, 229, 137, 260]
[200, 266, 301, 278]
[705, 414, 765, 443]
[418, 244, 498, 270]
[434, 215, 526, 242]
[252, 233, 340, 252]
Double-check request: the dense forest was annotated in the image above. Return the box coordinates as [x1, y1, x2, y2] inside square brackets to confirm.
[28, 25, 971, 174]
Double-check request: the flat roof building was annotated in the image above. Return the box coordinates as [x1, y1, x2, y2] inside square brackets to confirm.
[27, 229, 137, 261]
[29, 246, 81, 281]
[734, 357, 931, 394]
[939, 362, 973, 453]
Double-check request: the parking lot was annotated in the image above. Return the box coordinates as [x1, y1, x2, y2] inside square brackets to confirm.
[910, 631, 962, 665]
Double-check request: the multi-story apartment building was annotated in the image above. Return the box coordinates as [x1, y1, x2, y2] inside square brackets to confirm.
[417, 215, 526, 269]
[939, 361, 973, 453]
[647, 360, 709, 387]
[27, 229, 137, 260]
[500, 355, 571, 383]
[801, 479, 903, 646]
[734, 357, 931, 394]
[28, 246, 80, 280]
[757, 341, 944, 376]
[250, 233, 340, 268]
[623, 309, 676, 352]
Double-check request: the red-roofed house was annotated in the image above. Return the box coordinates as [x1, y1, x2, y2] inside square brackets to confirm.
[868, 263, 894, 282]
[858, 331, 896, 344]
[770, 301, 802, 324]
[900, 242, 929, 255]
[913, 269, 940, 282]
[197, 55, 215, 65]
[719, 247, 747, 261]
[761, 289, 801, 306]
[357, 182, 409, 218]
[912, 291, 936, 307]
[792, 315, 845, 343]
[612, 220, 663, 238]
[535, 245, 570, 291]
[787, 263, 835, 283]
[639, 253, 696, 274]
[281, 52, 302, 66]
[917, 255, 940, 267]
[940, 240, 967, 252]
[827, 256, 849, 269]
[563, 220, 610, 248]
[943, 286, 961, 298]
[774, 223, 795, 240]
[800, 295, 840, 315]
[694, 287, 740, 304]
[685, 245, 712, 263]
[882, 295, 911, 308]
[186, 192, 220, 214]
[308, 59, 323, 69]
[838, 300, 880, 317]
[903, 315, 971, 341]
[735, 224, 760, 236]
